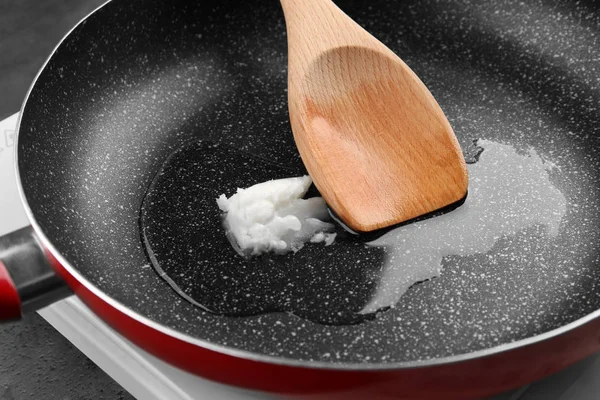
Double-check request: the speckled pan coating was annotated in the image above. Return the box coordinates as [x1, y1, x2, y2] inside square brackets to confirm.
[17, 0, 600, 364]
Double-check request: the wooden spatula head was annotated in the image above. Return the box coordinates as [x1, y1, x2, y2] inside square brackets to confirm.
[282, 0, 468, 233]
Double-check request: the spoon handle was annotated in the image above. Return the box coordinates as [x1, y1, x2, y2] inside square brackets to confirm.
[280, 0, 385, 90]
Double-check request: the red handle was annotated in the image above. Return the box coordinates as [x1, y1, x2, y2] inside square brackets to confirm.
[0, 226, 70, 321]
[0, 260, 21, 320]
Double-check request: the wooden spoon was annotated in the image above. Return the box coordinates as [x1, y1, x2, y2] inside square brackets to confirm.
[280, 0, 468, 233]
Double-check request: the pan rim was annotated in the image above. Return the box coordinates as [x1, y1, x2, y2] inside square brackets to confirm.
[13, 0, 600, 371]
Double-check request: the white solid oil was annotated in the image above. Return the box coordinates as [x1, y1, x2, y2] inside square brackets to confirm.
[217, 175, 336, 256]
[361, 139, 567, 314]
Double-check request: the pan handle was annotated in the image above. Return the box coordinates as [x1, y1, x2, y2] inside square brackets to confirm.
[0, 226, 71, 321]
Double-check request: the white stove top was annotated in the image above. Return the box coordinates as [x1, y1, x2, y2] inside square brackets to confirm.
[1, 113, 599, 400]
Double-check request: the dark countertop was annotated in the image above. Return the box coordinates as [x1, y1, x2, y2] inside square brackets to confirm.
[0, 1, 134, 399]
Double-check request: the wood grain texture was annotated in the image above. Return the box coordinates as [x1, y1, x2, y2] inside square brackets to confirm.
[280, 0, 468, 232]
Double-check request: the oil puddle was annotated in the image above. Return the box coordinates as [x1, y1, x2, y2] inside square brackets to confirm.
[140, 139, 566, 325]
[140, 141, 385, 325]
[361, 139, 567, 313]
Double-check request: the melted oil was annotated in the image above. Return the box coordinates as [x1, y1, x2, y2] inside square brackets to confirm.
[140, 141, 386, 325]
[141, 139, 566, 325]
[361, 139, 567, 313]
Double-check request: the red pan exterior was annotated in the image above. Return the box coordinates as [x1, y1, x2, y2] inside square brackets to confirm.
[44, 243, 600, 399]
[0, 260, 21, 320]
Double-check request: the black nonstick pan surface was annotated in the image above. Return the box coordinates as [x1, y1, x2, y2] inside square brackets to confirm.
[16, 0, 600, 367]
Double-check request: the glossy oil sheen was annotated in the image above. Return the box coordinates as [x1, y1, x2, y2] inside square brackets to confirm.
[141, 137, 566, 326]
[362, 139, 567, 314]
[140, 141, 383, 325]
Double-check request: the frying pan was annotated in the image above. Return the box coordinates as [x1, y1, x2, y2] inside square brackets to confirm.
[1, 0, 600, 398]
